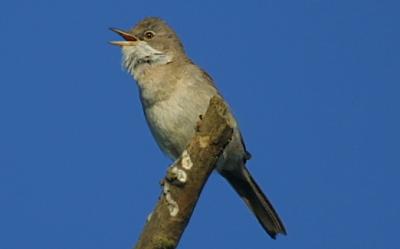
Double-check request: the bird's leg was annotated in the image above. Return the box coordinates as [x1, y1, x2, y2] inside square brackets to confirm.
[195, 114, 204, 132]
[165, 158, 187, 187]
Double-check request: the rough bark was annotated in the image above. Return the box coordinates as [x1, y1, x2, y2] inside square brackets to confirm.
[133, 96, 233, 249]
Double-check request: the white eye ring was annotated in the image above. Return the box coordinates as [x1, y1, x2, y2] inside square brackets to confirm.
[144, 31, 155, 39]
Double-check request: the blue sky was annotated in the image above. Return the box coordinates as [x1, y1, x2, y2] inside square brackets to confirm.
[1, 0, 399, 248]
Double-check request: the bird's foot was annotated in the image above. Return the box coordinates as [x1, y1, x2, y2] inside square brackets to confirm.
[165, 163, 187, 187]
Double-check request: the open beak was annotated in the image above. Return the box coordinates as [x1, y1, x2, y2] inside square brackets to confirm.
[109, 28, 139, 46]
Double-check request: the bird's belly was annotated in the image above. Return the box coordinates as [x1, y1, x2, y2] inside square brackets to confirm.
[143, 96, 208, 160]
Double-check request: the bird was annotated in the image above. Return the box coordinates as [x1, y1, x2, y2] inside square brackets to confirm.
[110, 17, 286, 239]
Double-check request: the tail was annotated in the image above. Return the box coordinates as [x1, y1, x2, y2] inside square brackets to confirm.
[220, 166, 287, 239]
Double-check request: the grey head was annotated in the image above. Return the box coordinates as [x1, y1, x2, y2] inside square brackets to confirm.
[110, 17, 187, 78]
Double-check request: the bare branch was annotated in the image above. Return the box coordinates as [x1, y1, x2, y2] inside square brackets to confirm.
[134, 96, 233, 249]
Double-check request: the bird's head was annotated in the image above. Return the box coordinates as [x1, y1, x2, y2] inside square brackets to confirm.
[110, 17, 185, 77]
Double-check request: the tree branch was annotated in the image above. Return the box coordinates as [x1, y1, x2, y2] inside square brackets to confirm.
[133, 96, 233, 249]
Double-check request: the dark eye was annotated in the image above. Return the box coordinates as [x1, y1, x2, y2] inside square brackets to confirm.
[144, 31, 155, 39]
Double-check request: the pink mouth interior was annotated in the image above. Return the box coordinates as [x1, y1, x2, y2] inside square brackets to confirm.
[121, 33, 137, 41]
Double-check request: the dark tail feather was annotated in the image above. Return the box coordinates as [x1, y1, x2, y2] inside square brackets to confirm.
[220, 166, 287, 239]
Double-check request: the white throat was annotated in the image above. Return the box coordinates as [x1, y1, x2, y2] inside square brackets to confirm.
[121, 41, 172, 80]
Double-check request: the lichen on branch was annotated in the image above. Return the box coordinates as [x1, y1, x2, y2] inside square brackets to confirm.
[133, 96, 233, 249]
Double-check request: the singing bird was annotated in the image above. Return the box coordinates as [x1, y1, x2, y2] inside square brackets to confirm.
[110, 17, 286, 239]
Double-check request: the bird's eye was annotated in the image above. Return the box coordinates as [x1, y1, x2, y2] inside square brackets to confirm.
[144, 31, 155, 39]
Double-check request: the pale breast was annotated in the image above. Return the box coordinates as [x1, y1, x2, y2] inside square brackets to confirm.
[137, 63, 248, 168]
[142, 81, 215, 160]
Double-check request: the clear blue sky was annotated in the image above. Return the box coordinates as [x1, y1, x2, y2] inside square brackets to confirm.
[1, 0, 399, 248]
